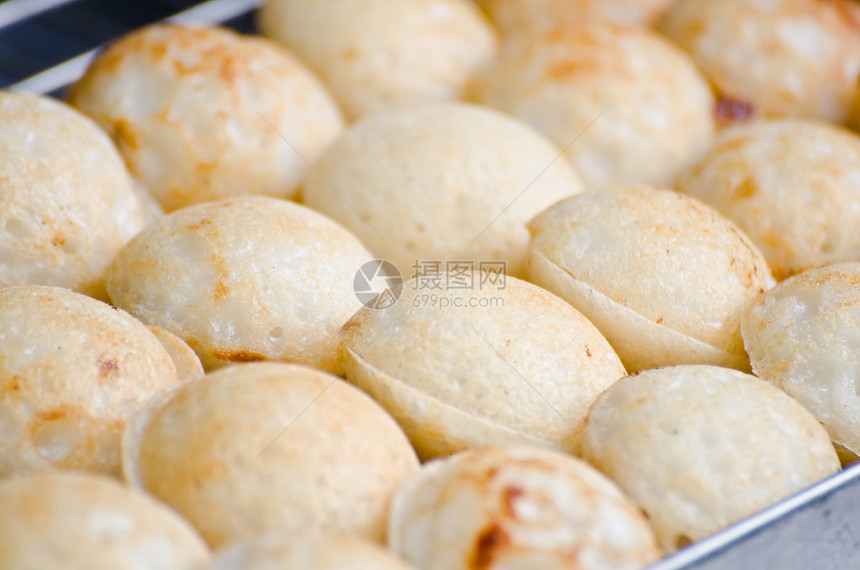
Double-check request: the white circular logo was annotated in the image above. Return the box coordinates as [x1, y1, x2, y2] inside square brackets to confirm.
[354, 260, 403, 309]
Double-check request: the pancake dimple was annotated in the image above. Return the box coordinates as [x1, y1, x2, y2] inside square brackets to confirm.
[129, 362, 419, 548]
[658, 0, 860, 126]
[0, 285, 179, 478]
[340, 273, 625, 460]
[742, 262, 860, 456]
[205, 534, 415, 570]
[476, 0, 676, 33]
[0, 92, 148, 300]
[302, 102, 584, 279]
[388, 445, 659, 569]
[469, 22, 714, 190]
[582, 365, 839, 553]
[0, 472, 209, 569]
[68, 23, 344, 212]
[258, 0, 497, 121]
[105, 196, 373, 373]
[676, 119, 860, 281]
[527, 186, 771, 372]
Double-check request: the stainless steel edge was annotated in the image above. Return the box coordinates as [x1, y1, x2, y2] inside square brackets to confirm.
[651, 461, 860, 569]
[0, 0, 78, 30]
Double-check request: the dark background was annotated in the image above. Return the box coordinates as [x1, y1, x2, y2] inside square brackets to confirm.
[0, 0, 256, 89]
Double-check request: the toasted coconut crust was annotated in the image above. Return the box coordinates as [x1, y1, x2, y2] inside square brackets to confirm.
[68, 24, 343, 212]
[658, 0, 860, 125]
[0, 472, 209, 570]
[527, 186, 771, 372]
[0, 285, 179, 477]
[258, 0, 497, 121]
[131, 362, 418, 548]
[469, 23, 714, 190]
[527, 250, 747, 372]
[206, 534, 415, 570]
[742, 263, 860, 456]
[676, 119, 860, 281]
[476, 0, 676, 33]
[105, 196, 372, 373]
[340, 274, 625, 460]
[302, 102, 583, 279]
[582, 365, 839, 553]
[0, 92, 147, 300]
[389, 446, 659, 569]
[146, 326, 204, 382]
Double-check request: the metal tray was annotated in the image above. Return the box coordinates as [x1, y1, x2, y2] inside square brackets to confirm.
[3, 1, 859, 567]
[653, 462, 860, 569]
